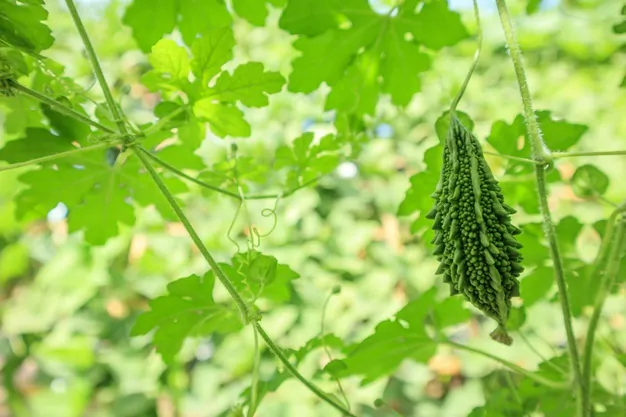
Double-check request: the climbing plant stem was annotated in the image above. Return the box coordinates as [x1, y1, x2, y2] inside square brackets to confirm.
[0, 141, 122, 172]
[140, 147, 321, 200]
[553, 150, 626, 159]
[254, 323, 356, 416]
[65, 0, 127, 135]
[134, 147, 252, 319]
[64, 4, 354, 414]
[494, 1, 586, 416]
[582, 203, 626, 410]
[248, 325, 260, 417]
[136, 147, 352, 416]
[10, 81, 117, 134]
[483, 150, 539, 165]
[450, 0, 482, 115]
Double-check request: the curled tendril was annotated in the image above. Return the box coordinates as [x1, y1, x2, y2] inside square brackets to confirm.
[227, 202, 243, 254]
[250, 195, 281, 249]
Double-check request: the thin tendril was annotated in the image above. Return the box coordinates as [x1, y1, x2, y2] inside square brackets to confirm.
[449, 0, 482, 116]
[320, 288, 351, 411]
[227, 203, 243, 254]
[252, 196, 281, 242]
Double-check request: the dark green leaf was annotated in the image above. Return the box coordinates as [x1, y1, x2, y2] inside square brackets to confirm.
[122, 0, 177, 52]
[0, 0, 54, 53]
[570, 164, 609, 198]
[190, 27, 235, 87]
[207, 62, 285, 107]
[193, 99, 251, 138]
[131, 272, 243, 363]
[520, 266, 554, 306]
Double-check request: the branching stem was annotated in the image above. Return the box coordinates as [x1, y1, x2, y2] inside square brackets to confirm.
[38, 4, 354, 416]
[10, 81, 117, 134]
[254, 323, 356, 416]
[140, 147, 321, 200]
[483, 150, 540, 165]
[0, 141, 122, 172]
[65, 0, 127, 136]
[494, 1, 586, 415]
[136, 147, 352, 415]
[553, 150, 626, 159]
[135, 147, 253, 319]
[582, 202, 626, 406]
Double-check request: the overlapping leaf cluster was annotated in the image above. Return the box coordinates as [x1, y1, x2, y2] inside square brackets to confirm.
[279, 0, 469, 115]
[123, 0, 286, 52]
[132, 250, 299, 363]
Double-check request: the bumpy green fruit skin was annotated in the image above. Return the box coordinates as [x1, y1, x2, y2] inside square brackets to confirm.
[427, 116, 523, 345]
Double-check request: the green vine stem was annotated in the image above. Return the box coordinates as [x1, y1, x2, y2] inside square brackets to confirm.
[0, 140, 123, 172]
[321, 287, 351, 411]
[63, 5, 354, 412]
[449, 0, 481, 116]
[582, 202, 626, 410]
[254, 323, 357, 416]
[553, 150, 626, 159]
[139, 147, 322, 201]
[247, 325, 260, 417]
[64, 0, 127, 136]
[136, 147, 354, 416]
[494, 1, 586, 415]
[441, 340, 569, 389]
[10, 81, 117, 134]
[135, 146, 253, 319]
[483, 150, 540, 165]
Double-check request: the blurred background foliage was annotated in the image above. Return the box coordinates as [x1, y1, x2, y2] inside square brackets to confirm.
[1, 0, 626, 416]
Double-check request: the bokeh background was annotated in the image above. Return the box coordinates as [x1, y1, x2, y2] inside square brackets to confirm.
[1, 0, 625, 416]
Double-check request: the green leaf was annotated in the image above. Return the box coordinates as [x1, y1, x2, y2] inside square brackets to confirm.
[221, 251, 299, 303]
[131, 272, 243, 363]
[520, 266, 554, 306]
[149, 39, 190, 82]
[556, 216, 584, 258]
[432, 296, 472, 329]
[190, 27, 235, 87]
[142, 39, 192, 93]
[274, 132, 340, 188]
[0, 128, 74, 163]
[334, 319, 435, 384]
[12, 151, 187, 245]
[506, 306, 526, 330]
[0, 0, 54, 53]
[178, 119, 206, 148]
[517, 222, 549, 267]
[42, 101, 91, 142]
[487, 111, 587, 176]
[381, 26, 431, 106]
[232, 0, 271, 26]
[286, 0, 467, 114]
[122, 0, 177, 52]
[325, 51, 380, 115]
[396, 1, 468, 50]
[0, 242, 29, 283]
[279, 0, 339, 36]
[207, 62, 285, 107]
[527, 0, 542, 14]
[570, 164, 609, 198]
[193, 99, 251, 138]
[179, 0, 232, 46]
